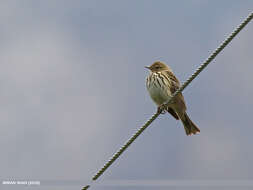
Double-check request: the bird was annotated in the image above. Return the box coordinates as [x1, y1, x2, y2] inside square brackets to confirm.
[145, 61, 200, 135]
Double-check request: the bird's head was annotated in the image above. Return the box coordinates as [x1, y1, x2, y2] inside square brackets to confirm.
[145, 61, 171, 72]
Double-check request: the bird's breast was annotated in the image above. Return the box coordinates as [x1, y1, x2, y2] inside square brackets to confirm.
[146, 73, 172, 106]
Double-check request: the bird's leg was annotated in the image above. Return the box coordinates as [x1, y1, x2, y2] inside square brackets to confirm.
[157, 104, 167, 114]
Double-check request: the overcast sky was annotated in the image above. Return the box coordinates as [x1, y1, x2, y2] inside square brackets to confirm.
[1, 1, 253, 190]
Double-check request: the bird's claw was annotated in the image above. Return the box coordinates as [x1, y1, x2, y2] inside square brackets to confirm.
[157, 104, 167, 114]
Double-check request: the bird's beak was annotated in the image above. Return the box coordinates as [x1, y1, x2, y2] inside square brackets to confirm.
[145, 66, 151, 70]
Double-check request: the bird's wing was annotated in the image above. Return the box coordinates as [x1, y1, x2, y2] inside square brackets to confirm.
[165, 70, 180, 92]
[164, 70, 187, 111]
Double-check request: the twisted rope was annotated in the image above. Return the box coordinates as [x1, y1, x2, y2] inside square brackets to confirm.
[82, 12, 253, 190]
[164, 12, 253, 106]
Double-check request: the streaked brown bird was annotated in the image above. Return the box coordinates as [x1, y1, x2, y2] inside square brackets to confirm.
[145, 61, 200, 135]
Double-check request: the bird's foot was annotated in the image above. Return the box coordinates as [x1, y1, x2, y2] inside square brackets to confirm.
[157, 104, 167, 114]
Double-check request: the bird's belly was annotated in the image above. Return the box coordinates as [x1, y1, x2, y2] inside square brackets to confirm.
[147, 84, 171, 106]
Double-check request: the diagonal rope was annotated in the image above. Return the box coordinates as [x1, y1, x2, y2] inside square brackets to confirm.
[164, 12, 253, 106]
[82, 12, 253, 190]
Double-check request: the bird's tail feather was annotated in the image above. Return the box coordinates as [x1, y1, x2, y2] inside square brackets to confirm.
[181, 113, 200, 136]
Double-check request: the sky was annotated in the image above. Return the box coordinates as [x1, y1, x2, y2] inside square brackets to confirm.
[0, 1, 253, 190]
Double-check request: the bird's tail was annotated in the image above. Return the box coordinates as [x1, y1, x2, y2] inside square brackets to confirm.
[181, 112, 200, 136]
